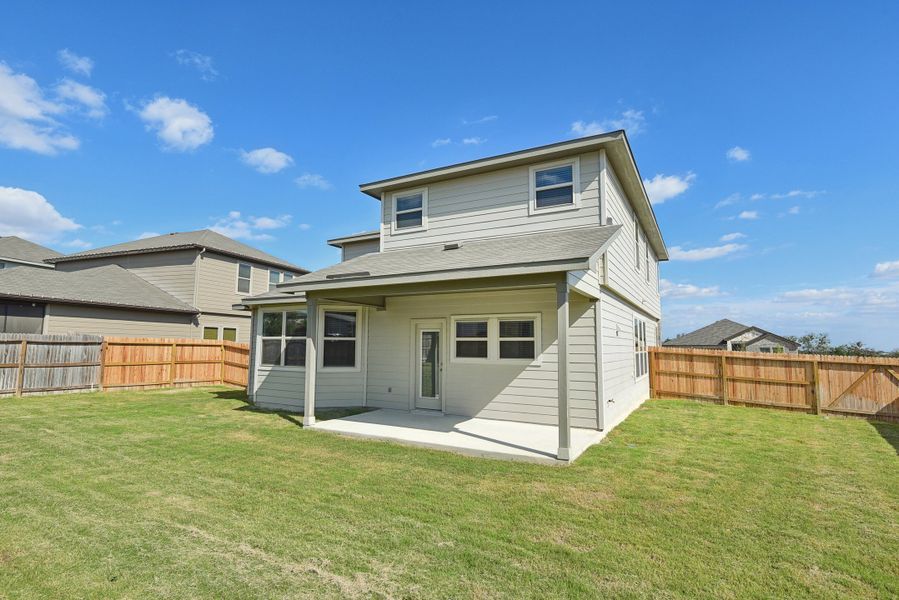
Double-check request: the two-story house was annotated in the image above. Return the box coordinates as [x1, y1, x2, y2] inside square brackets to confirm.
[238, 131, 667, 462]
[0, 230, 306, 341]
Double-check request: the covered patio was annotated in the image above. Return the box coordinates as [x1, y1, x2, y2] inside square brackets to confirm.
[313, 408, 607, 464]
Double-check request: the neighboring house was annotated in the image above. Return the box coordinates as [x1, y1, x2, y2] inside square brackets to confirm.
[0, 230, 306, 341]
[327, 230, 380, 261]
[237, 131, 667, 461]
[663, 318, 799, 354]
[0, 236, 61, 270]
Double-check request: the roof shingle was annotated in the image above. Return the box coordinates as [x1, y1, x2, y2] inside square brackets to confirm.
[0, 236, 62, 264]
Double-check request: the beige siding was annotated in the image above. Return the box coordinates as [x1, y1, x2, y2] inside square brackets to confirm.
[342, 238, 380, 261]
[602, 160, 662, 319]
[381, 152, 602, 251]
[56, 250, 198, 306]
[195, 252, 284, 316]
[45, 304, 196, 337]
[599, 290, 655, 429]
[197, 313, 252, 344]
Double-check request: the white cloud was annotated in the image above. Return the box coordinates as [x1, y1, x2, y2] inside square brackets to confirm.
[660, 279, 723, 299]
[172, 50, 218, 81]
[749, 193, 766, 201]
[463, 115, 497, 125]
[726, 146, 751, 162]
[431, 138, 451, 147]
[62, 238, 92, 249]
[57, 49, 94, 77]
[738, 210, 759, 220]
[873, 260, 899, 279]
[719, 232, 746, 242]
[770, 189, 824, 200]
[209, 211, 293, 241]
[55, 79, 107, 119]
[0, 63, 79, 155]
[571, 109, 646, 137]
[787, 205, 800, 215]
[0, 186, 80, 242]
[137, 231, 160, 240]
[715, 193, 740, 210]
[668, 243, 747, 261]
[643, 172, 696, 205]
[297, 223, 311, 231]
[240, 147, 293, 174]
[137, 96, 213, 152]
[294, 173, 332, 190]
[462, 137, 486, 145]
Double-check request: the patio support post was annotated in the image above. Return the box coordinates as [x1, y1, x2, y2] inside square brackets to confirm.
[303, 297, 318, 427]
[556, 281, 571, 461]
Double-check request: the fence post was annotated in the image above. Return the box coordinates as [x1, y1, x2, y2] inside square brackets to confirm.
[169, 342, 177, 386]
[220, 342, 225, 385]
[649, 349, 656, 398]
[719, 354, 728, 405]
[14, 339, 27, 396]
[811, 360, 821, 415]
[98, 339, 107, 392]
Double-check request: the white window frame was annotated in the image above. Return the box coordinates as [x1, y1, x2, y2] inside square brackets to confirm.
[318, 307, 362, 372]
[236, 263, 252, 295]
[391, 187, 428, 234]
[258, 309, 307, 370]
[634, 316, 648, 380]
[645, 241, 651, 283]
[450, 314, 542, 365]
[268, 270, 281, 291]
[634, 214, 641, 272]
[529, 157, 581, 215]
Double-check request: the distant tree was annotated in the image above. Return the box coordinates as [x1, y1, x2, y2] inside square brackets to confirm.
[789, 332, 832, 354]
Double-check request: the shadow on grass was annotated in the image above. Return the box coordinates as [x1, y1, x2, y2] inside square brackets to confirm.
[232, 403, 375, 428]
[211, 389, 250, 403]
[871, 419, 899, 455]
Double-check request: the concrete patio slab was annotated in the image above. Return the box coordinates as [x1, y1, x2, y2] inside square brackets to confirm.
[313, 409, 606, 464]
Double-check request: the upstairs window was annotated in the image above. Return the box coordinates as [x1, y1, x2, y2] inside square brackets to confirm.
[634, 215, 641, 272]
[237, 263, 252, 294]
[530, 158, 580, 213]
[392, 189, 427, 232]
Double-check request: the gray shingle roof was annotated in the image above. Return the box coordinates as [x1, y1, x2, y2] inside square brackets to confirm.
[327, 230, 380, 247]
[663, 319, 749, 347]
[0, 236, 62, 264]
[281, 225, 621, 290]
[0, 264, 198, 313]
[47, 229, 307, 273]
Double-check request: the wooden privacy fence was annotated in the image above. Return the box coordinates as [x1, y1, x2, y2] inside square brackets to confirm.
[0, 334, 249, 397]
[650, 347, 899, 422]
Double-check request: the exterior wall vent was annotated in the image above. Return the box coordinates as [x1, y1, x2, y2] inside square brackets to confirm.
[443, 242, 462, 251]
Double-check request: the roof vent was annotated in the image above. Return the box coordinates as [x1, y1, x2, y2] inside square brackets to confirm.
[443, 242, 462, 251]
[326, 271, 371, 280]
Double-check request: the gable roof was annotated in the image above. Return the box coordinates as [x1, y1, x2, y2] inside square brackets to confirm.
[46, 229, 308, 273]
[358, 130, 667, 260]
[663, 319, 750, 347]
[0, 236, 62, 266]
[276, 225, 621, 293]
[0, 264, 198, 314]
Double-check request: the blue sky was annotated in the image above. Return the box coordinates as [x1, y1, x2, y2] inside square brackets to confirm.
[2, 2, 898, 348]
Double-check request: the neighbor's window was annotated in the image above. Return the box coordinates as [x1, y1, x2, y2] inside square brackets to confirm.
[260, 310, 307, 367]
[532, 161, 577, 210]
[203, 327, 219, 340]
[269, 270, 281, 291]
[223, 328, 237, 342]
[393, 189, 427, 231]
[237, 263, 252, 294]
[498, 319, 536, 360]
[455, 320, 489, 359]
[322, 311, 357, 368]
[634, 317, 648, 379]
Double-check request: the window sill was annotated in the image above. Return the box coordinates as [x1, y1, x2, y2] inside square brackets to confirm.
[528, 202, 580, 217]
[258, 364, 306, 371]
[391, 225, 427, 235]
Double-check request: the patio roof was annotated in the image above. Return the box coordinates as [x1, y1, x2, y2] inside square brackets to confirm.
[275, 225, 621, 293]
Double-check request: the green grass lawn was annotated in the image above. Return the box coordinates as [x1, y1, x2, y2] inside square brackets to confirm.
[0, 388, 896, 599]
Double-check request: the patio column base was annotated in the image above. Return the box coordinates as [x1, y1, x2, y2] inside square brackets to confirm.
[557, 447, 570, 461]
[303, 415, 316, 427]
